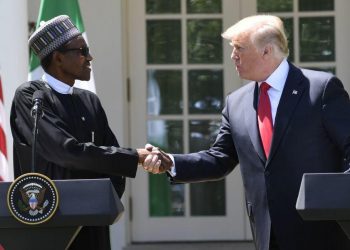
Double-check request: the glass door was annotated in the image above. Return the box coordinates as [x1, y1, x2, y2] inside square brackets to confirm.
[128, 0, 249, 242]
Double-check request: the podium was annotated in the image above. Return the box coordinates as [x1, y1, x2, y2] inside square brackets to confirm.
[0, 178, 124, 250]
[296, 173, 350, 239]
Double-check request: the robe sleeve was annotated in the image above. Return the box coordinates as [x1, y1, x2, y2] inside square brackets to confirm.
[10, 83, 139, 178]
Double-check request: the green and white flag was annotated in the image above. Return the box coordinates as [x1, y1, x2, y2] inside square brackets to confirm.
[29, 0, 96, 93]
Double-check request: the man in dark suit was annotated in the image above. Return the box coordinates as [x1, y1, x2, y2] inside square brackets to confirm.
[143, 15, 350, 250]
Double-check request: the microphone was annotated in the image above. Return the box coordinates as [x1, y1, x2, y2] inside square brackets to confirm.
[31, 90, 45, 118]
[31, 90, 45, 173]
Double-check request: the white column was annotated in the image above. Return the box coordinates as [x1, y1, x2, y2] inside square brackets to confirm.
[0, 0, 28, 180]
[336, 0, 350, 92]
[80, 0, 129, 249]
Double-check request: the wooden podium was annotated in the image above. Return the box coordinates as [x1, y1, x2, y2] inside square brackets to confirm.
[0, 178, 124, 250]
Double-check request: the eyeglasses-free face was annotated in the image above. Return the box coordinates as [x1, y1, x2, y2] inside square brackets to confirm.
[58, 46, 90, 57]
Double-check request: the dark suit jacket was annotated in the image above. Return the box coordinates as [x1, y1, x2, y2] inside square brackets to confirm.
[172, 62, 350, 250]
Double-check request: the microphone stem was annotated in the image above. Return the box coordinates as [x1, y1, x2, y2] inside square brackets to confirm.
[31, 113, 40, 173]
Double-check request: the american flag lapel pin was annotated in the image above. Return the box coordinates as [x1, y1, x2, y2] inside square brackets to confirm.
[292, 90, 298, 95]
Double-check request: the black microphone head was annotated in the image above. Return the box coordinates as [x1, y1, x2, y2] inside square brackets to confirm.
[31, 90, 46, 118]
[32, 90, 45, 103]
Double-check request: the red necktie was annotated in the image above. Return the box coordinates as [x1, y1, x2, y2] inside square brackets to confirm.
[258, 82, 273, 157]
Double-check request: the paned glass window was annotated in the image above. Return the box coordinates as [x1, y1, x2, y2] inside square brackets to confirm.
[146, 0, 225, 217]
[257, 0, 335, 72]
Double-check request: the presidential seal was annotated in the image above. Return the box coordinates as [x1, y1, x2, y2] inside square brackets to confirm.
[7, 173, 59, 225]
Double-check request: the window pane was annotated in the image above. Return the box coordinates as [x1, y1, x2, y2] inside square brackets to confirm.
[306, 67, 336, 75]
[148, 120, 184, 217]
[299, 0, 334, 11]
[299, 17, 335, 62]
[188, 70, 223, 114]
[149, 175, 185, 216]
[190, 180, 225, 216]
[187, 0, 222, 13]
[146, 0, 181, 14]
[189, 120, 225, 216]
[148, 70, 183, 115]
[147, 20, 182, 64]
[147, 120, 183, 153]
[187, 19, 222, 64]
[282, 18, 294, 62]
[257, 0, 292, 12]
[189, 120, 220, 152]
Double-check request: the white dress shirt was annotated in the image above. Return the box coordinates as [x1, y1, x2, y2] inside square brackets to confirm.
[258, 58, 289, 125]
[42, 73, 74, 95]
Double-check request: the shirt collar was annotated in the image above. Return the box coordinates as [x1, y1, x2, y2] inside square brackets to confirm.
[259, 58, 289, 92]
[42, 73, 74, 95]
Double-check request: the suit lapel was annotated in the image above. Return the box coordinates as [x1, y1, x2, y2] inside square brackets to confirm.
[267, 63, 305, 165]
[244, 82, 266, 162]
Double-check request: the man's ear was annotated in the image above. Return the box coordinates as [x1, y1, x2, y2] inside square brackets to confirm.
[262, 44, 273, 57]
[52, 51, 64, 66]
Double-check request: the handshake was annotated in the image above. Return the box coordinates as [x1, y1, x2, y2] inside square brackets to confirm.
[137, 144, 173, 174]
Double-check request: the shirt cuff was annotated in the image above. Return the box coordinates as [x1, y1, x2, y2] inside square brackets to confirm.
[167, 154, 176, 177]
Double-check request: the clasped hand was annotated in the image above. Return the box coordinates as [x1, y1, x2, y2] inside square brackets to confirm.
[137, 144, 173, 174]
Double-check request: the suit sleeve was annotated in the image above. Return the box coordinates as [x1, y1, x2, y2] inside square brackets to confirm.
[171, 96, 239, 183]
[321, 76, 350, 169]
[10, 86, 139, 178]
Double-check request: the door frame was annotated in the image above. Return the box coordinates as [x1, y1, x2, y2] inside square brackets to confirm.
[127, 0, 250, 242]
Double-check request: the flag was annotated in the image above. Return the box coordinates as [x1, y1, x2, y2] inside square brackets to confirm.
[0, 74, 9, 182]
[28, 0, 96, 93]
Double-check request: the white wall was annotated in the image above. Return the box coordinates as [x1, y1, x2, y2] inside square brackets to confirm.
[336, 0, 350, 93]
[0, 0, 29, 180]
[79, 0, 129, 145]
[78, 1, 131, 248]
